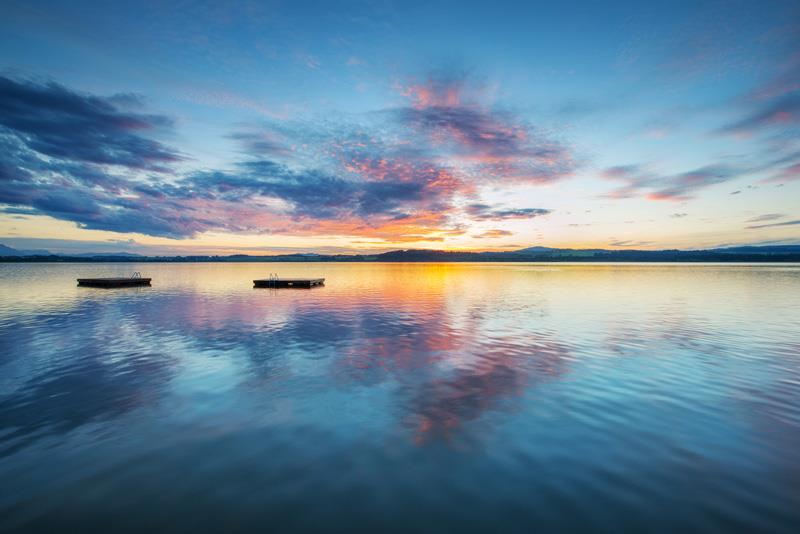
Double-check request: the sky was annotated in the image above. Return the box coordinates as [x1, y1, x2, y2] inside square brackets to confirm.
[0, 0, 798, 255]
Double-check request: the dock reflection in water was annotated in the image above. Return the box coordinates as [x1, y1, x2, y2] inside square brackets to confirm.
[0, 263, 799, 532]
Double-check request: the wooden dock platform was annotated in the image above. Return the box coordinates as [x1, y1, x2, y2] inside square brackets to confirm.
[253, 278, 324, 288]
[77, 274, 151, 288]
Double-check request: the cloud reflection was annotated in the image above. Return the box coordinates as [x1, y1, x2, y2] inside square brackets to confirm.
[0, 269, 576, 451]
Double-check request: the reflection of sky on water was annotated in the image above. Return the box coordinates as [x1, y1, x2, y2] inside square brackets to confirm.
[0, 277, 574, 450]
[0, 263, 799, 531]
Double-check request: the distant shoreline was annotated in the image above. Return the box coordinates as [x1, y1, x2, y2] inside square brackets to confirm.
[2, 248, 800, 264]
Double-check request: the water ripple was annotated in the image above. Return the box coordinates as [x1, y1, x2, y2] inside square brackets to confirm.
[0, 262, 799, 532]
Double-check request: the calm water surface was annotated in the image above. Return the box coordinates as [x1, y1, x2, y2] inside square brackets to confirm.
[1, 263, 799, 532]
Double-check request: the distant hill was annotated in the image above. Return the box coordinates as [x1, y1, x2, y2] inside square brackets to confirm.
[2, 243, 800, 262]
[362, 247, 800, 263]
[72, 252, 143, 258]
[513, 246, 604, 257]
[514, 246, 558, 254]
[0, 244, 52, 256]
[710, 245, 800, 254]
[0, 244, 147, 258]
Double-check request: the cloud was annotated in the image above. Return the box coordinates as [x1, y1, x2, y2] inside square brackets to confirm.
[187, 159, 442, 221]
[465, 203, 551, 221]
[608, 239, 653, 247]
[719, 94, 800, 135]
[648, 166, 738, 201]
[473, 229, 513, 239]
[670, 213, 688, 218]
[0, 76, 213, 238]
[747, 213, 785, 223]
[0, 76, 180, 171]
[746, 219, 800, 230]
[0, 75, 461, 240]
[763, 160, 800, 183]
[226, 131, 290, 157]
[719, 55, 800, 136]
[714, 54, 800, 185]
[669, 52, 800, 188]
[0, 72, 572, 243]
[601, 165, 651, 199]
[395, 71, 578, 184]
[602, 164, 740, 201]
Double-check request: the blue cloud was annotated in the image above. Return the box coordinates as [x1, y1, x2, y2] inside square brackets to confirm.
[746, 219, 800, 230]
[465, 204, 551, 221]
[720, 94, 800, 135]
[0, 76, 180, 170]
[603, 164, 741, 201]
[0, 74, 571, 240]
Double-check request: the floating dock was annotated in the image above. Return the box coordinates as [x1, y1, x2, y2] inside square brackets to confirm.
[254, 277, 324, 288]
[77, 273, 151, 288]
[77, 278, 152, 288]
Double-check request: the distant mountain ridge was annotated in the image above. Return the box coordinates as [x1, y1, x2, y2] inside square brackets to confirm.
[514, 246, 558, 253]
[2, 242, 800, 262]
[709, 245, 800, 254]
[0, 244, 51, 256]
[0, 244, 145, 257]
[72, 251, 143, 258]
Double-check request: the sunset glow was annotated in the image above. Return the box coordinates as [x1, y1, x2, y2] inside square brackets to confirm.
[1, 1, 798, 255]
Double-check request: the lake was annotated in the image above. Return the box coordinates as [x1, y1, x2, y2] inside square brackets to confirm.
[1, 263, 799, 532]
